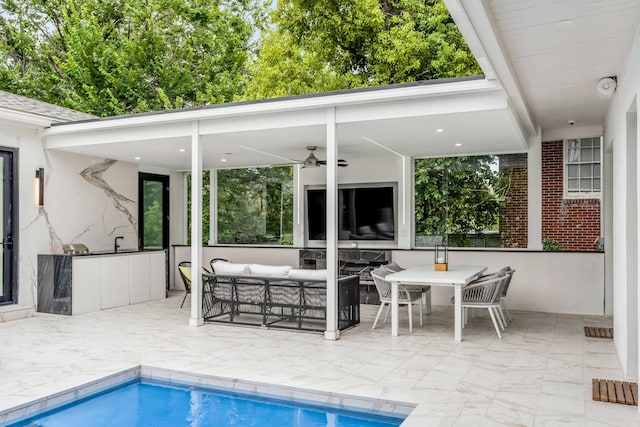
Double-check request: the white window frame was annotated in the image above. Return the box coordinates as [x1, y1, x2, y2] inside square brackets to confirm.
[563, 137, 602, 199]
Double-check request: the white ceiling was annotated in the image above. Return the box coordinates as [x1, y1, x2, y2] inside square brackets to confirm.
[46, 1, 639, 169]
[45, 80, 527, 170]
[485, 0, 640, 130]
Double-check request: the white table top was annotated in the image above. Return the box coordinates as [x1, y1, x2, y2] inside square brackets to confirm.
[386, 265, 487, 285]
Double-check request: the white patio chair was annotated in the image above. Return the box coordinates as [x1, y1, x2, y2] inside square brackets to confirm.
[460, 274, 508, 339]
[370, 270, 427, 333]
[384, 262, 431, 314]
[474, 266, 515, 325]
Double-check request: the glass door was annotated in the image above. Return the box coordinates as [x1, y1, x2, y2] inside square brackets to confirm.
[0, 148, 16, 305]
[138, 173, 169, 250]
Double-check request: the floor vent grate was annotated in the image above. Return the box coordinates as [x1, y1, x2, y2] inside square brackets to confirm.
[584, 326, 613, 338]
[592, 379, 638, 405]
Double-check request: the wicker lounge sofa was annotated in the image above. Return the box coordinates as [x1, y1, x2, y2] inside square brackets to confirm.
[202, 261, 360, 332]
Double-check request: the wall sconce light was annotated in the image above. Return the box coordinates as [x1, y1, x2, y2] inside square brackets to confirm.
[35, 168, 44, 207]
[434, 244, 448, 271]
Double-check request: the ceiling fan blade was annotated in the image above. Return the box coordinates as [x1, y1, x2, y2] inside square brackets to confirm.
[316, 159, 348, 167]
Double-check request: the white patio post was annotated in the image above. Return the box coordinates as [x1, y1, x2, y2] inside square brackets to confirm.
[209, 168, 217, 245]
[189, 120, 204, 326]
[325, 107, 340, 340]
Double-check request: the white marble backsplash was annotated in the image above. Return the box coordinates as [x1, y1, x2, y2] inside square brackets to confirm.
[43, 152, 138, 253]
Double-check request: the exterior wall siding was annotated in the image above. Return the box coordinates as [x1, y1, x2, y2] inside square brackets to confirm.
[541, 140, 601, 251]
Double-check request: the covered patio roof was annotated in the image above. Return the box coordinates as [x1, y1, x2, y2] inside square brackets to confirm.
[43, 77, 530, 169]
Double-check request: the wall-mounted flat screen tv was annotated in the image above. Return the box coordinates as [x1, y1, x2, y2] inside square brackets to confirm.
[306, 185, 395, 241]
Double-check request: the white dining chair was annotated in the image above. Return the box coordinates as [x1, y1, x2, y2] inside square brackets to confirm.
[459, 274, 508, 338]
[370, 270, 427, 333]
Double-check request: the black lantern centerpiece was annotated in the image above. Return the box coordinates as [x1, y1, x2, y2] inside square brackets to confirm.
[434, 244, 448, 271]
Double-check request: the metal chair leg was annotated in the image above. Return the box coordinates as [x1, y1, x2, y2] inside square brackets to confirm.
[180, 291, 189, 308]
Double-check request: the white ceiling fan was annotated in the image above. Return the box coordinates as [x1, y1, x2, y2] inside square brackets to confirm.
[239, 145, 348, 167]
[295, 146, 348, 168]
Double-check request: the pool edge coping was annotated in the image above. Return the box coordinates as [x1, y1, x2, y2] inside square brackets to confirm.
[0, 365, 416, 425]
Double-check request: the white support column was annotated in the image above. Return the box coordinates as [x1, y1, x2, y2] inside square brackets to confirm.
[325, 107, 340, 340]
[190, 121, 204, 326]
[208, 168, 217, 246]
[527, 131, 542, 249]
[293, 164, 304, 247]
[398, 155, 412, 249]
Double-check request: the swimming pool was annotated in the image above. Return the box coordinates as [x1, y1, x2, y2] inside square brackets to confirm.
[5, 370, 409, 427]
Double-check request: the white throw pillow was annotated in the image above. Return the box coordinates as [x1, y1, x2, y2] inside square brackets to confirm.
[248, 264, 292, 278]
[288, 269, 327, 281]
[212, 261, 250, 276]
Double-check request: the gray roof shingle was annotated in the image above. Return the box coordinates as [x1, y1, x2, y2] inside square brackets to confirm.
[0, 90, 95, 122]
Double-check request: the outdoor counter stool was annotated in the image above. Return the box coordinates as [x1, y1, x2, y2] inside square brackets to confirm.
[178, 261, 213, 308]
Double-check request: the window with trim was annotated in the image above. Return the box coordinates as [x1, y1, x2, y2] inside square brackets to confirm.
[414, 153, 528, 248]
[186, 166, 294, 245]
[216, 166, 293, 245]
[564, 137, 601, 198]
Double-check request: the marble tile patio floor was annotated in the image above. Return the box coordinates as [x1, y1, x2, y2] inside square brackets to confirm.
[1, 291, 639, 426]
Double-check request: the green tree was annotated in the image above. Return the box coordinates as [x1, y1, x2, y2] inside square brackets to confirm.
[0, 0, 267, 116]
[143, 180, 164, 248]
[217, 166, 293, 244]
[241, 0, 480, 99]
[415, 156, 509, 247]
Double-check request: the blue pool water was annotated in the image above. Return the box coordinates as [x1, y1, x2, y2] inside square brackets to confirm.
[9, 380, 405, 427]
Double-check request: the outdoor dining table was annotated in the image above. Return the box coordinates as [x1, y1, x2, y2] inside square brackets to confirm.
[385, 264, 487, 342]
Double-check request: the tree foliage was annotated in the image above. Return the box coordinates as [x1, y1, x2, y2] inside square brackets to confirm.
[0, 0, 267, 116]
[217, 166, 293, 245]
[415, 156, 509, 247]
[241, 0, 480, 99]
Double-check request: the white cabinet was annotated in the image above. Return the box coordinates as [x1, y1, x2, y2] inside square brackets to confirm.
[100, 256, 130, 309]
[72, 258, 101, 315]
[130, 254, 151, 304]
[149, 252, 166, 300]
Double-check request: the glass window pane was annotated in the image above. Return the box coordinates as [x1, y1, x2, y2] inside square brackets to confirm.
[580, 147, 592, 162]
[580, 178, 592, 191]
[143, 181, 163, 249]
[567, 140, 579, 162]
[593, 165, 601, 178]
[217, 166, 293, 245]
[593, 178, 601, 190]
[568, 178, 579, 191]
[580, 164, 592, 178]
[568, 164, 579, 177]
[594, 147, 601, 160]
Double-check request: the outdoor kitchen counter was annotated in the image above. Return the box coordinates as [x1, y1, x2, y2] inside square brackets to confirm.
[37, 250, 167, 315]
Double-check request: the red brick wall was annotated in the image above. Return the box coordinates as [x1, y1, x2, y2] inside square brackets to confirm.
[541, 140, 600, 251]
[499, 153, 528, 248]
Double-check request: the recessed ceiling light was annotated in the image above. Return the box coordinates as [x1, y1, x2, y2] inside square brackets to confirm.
[224, 152, 233, 155]
[134, 156, 141, 160]
[221, 158, 227, 162]
[436, 129, 444, 133]
[179, 148, 185, 152]
[455, 143, 462, 147]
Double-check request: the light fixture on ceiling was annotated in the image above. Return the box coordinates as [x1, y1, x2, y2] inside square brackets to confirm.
[455, 143, 462, 147]
[179, 148, 185, 152]
[220, 158, 227, 162]
[134, 156, 141, 161]
[596, 76, 617, 98]
[436, 129, 444, 133]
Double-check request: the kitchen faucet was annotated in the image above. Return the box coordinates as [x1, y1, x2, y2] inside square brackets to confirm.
[114, 236, 124, 253]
